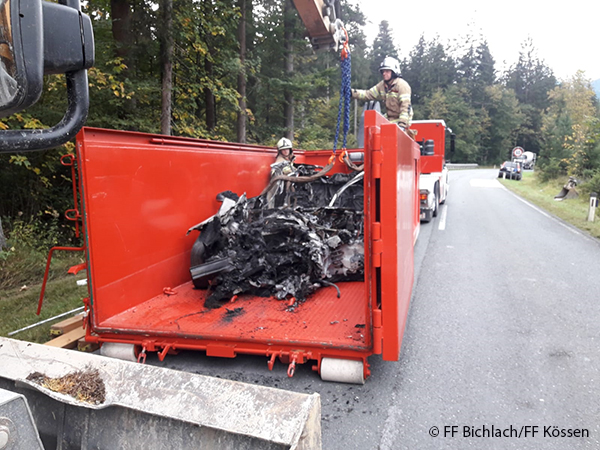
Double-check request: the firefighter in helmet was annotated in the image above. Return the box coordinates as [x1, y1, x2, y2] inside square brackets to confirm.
[272, 137, 295, 176]
[351, 56, 413, 130]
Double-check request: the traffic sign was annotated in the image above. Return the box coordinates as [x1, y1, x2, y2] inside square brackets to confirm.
[512, 146, 524, 158]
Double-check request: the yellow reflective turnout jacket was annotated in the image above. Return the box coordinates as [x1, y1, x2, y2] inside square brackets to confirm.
[352, 77, 412, 128]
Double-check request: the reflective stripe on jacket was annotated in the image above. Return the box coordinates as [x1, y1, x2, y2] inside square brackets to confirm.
[352, 77, 412, 128]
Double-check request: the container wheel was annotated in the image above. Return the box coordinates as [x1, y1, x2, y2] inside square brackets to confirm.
[320, 358, 365, 384]
[100, 342, 137, 362]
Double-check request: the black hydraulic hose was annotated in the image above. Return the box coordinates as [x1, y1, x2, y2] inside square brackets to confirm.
[319, 280, 341, 298]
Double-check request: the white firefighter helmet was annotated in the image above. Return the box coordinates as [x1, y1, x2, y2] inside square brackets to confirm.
[276, 137, 293, 152]
[379, 56, 401, 77]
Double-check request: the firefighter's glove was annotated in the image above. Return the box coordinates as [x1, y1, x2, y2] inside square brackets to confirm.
[282, 164, 294, 175]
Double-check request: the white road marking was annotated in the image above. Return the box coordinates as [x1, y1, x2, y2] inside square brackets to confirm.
[438, 204, 447, 230]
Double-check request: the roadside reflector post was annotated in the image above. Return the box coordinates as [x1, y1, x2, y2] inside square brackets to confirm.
[587, 192, 598, 222]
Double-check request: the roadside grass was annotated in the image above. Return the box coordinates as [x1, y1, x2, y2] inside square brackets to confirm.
[0, 248, 87, 343]
[499, 171, 600, 240]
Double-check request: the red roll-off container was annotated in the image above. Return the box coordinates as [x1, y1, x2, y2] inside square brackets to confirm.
[75, 111, 420, 380]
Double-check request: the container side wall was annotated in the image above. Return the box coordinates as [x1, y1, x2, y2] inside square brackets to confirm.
[379, 124, 418, 361]
[77, 128, 276, 323]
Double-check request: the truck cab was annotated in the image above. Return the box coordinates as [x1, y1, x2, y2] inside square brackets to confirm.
[411, 120, 452, 223]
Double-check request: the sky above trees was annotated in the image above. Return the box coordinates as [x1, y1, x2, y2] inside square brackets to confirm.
[360, 0, 600, 81]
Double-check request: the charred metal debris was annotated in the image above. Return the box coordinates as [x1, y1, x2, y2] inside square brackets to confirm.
[188, 163, 364, 309]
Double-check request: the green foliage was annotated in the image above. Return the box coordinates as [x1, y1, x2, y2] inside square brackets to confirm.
[0, 145, 80, 247]
[483, 85, 524, 164]
[537, 157, 568, 182]
[540, 72, 600, 177]
[504, 38, 557, 155]
[402, 36, 456, 107]
[0, 246, 87, 343]
[369, 21, 398, 84]
[0, 233, 83, 291]
[580, 169, 600, 196]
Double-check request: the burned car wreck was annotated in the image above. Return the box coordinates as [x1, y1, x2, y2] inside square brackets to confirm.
[188, 162, 364, 309]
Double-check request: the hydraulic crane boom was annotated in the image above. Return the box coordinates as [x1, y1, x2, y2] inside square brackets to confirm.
[292, 0, 345, 50]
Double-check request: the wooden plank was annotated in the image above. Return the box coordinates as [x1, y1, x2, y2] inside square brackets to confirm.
[49, 315, 84, 336]
[77, 337, 99, 353]
[44, 327, 86, 349]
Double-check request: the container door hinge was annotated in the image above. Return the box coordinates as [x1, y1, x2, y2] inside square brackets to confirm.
[372, 309, 383, 354]
[368, 126, 382, 179]
[372, 222, 382, 268]
[372, 148, 382, 179]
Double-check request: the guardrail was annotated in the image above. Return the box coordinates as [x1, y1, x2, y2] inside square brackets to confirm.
[446, 163, 479, 170]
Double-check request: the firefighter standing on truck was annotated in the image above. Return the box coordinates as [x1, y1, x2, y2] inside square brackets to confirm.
[352, 56, 413, 131]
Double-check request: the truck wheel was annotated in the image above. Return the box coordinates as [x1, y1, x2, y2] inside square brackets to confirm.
[432, 185, 439, 218]
[440, 184, 447, 205]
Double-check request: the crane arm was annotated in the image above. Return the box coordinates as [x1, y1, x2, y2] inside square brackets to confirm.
[291, 0, 345, 51]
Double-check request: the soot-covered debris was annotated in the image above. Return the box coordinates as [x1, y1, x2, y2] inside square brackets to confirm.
[26, 367, 106, 405]
[189, 164, 364, 309]
[223, 307, 245, 322]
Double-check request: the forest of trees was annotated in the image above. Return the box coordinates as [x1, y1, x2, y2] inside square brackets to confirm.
[1, 0, 600, 247]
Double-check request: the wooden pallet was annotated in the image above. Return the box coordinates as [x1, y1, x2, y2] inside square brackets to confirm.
[44, 327, 86, 349]
[50, 314, 84, 336]
[77, 337, 99, 353]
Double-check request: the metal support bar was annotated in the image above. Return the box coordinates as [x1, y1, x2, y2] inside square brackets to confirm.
[37, 246, 85, 315]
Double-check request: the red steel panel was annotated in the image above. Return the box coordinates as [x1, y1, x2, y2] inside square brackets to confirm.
[363, 110, 388, 355]
[377, 121, 419, 361]
[77, 127, 276, 324]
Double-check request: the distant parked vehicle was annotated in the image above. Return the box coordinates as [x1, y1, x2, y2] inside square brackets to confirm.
[498, 161, 522, 180]
[513, 151, 536, 170]
[521, 151, 536, 169]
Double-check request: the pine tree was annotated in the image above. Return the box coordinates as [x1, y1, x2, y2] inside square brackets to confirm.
[505, 38, 557, 155]
[369, 21, 398, 86]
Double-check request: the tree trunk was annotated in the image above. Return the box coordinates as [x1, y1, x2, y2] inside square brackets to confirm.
[200, 0, 216, 132]
[204, 56, 216, 132]
[111, 0, 136, 112]
[0, 217, 5, 250]
[160, 0, 173, 136]
[236, 0, 247, 143]
[283, 0, 294, 140]
[111, 0, 134, 71]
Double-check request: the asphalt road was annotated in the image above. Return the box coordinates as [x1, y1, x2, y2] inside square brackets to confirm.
[151, 168, 600, 449]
